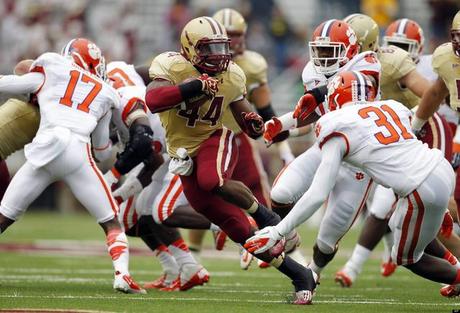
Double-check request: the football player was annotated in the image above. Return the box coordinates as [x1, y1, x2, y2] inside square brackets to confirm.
[0, 60, 40, 201]
[206, 8, 299, 269]
[102, 61, 213, 291]
[144, 16, 316, 304]
[246, 70, 460, 292]
[335, 15, 459, 287]
[0, 38, 153, 293]
[263, 19, 381, 278]
[411, 10, 460, 296]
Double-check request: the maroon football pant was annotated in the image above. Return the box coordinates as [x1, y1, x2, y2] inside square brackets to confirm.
[231, 132, 270, 207]
[180, 129, 253, 244]
[0, 160, 10, 201]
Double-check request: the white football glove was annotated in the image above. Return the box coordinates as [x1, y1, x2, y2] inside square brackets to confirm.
[169, 147, 194, 176]
[104, 169, 119, 189]
[113, 178, 143, 203]
[244, 226, 283, 254]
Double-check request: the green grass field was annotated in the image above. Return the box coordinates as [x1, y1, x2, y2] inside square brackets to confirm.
[0, 212, 458, 313]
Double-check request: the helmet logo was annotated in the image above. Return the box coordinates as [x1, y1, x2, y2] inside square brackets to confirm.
[346, 28, 357, 45]
[88, 43, 101, 60]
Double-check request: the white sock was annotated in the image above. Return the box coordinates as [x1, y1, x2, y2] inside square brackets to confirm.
[344, 244, 371, 278]
[107, 229, 129, 275]
[154, 245, 179, 275]
[168, 239, 197, 267]
[382, 232, 394, 263]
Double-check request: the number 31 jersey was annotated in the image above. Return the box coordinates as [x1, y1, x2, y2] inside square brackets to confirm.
[315, 100, 444, 196]
[30, 52, 121, 139]
[149, 51, 246, 158]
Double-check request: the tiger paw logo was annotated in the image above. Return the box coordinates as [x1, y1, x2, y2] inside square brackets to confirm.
[355, 172, 364, 180]
[87, 43, 101, 60]
[315, 123, 321, 137]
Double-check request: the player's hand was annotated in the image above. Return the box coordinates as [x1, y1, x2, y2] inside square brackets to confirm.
[197, 73, 219, 98]
[242, 112, 264, 139]
[440, 211, 454, 238]
[293, 93, 318, 120]
[244, 226, 283, 254]
[263, 117, 283, 146]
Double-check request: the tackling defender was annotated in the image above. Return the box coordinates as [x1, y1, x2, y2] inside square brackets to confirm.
[246, 70, 460, 291]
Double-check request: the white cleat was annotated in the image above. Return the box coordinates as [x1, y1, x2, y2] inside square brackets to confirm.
[293, 290, 313, 305]
[113, 272, 147, 294]
[178, 264, 210, 291]
[240, 247, 254, 270]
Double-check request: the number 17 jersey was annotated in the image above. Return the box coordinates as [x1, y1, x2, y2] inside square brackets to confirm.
[31, 52, 121, 140]
[315, 100, 444, 196]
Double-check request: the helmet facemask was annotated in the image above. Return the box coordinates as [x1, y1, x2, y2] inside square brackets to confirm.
[309, 40, 347, 75]
[383, 36, 420, 62]
[193, 38, 231, 75]
[227, 31, 245, 55]
[452, 29, 460, 57]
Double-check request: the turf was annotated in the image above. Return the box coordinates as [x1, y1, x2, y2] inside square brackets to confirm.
[0, 212, 458, 313]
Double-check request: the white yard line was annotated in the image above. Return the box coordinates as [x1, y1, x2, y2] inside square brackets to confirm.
[0, 294, 454, 306]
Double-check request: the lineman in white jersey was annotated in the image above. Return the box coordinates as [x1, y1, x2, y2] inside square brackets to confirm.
[262, 19, 380, 277]
[246, 71, 460, 289]
[0, 39, 148, 293]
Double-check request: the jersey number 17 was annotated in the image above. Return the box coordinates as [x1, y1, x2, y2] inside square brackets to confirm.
[59, 70, 102, 113]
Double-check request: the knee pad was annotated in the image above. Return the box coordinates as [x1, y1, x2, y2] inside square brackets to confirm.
[270, 184, 296, 205]
[316, 239, 336, 255]
[313, 242, 337, 268]
[220, 215, 252, 245]
[271, 200, 293, 219]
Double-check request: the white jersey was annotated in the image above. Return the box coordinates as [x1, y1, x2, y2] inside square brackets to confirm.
[30, 52, 120, 139]
[316, 100, 444, 196]
[113, 85, 166, 153]
[107, 61, 146, 88]
[302, 51, 381, 116]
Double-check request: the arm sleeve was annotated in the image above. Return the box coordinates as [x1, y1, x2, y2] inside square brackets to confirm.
[0, 72, 44, 94]
[92, 111, 113, 162]
[274, 137, 346, 236]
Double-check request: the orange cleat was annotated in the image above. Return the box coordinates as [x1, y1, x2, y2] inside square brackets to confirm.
[335, 270, 353, 288]
[440, 284, 460, 298]
[212, 230, 227, 251]
[179, 265, 210, 291]
[144, 272, 177, 289]
[380, 261, 397, 277]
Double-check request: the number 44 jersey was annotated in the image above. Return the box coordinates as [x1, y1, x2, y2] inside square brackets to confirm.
[31, 52, 121, 139]
[149, 51, 246, 158]
[315, 100, 444, 197]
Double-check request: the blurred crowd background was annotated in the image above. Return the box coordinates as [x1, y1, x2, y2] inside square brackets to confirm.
[0, 0, 459, 212]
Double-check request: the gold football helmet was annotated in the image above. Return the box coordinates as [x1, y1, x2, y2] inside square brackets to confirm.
[213, 8, 247, 55]
[344, 14, 379, 52]
[180, 16, 231, 74]
[452, 10, 460, 57]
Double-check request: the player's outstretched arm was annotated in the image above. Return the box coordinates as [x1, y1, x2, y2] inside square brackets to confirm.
[413, 77, 449, 131]
[0, 72, 44, 95]
[245, 137, 345, 254]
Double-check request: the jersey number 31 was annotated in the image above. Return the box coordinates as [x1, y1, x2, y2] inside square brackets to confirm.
[358, 105, 414, 145]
